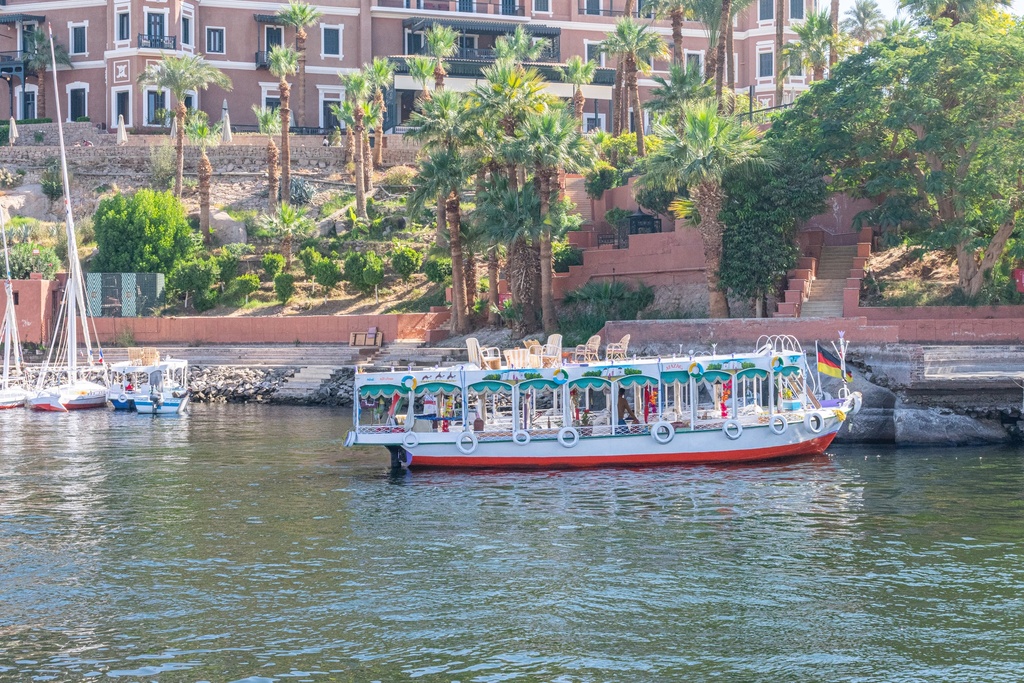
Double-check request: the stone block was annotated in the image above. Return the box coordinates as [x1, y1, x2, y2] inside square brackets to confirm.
[209, 210, 247, 245]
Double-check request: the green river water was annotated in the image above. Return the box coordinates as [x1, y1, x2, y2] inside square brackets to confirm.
[1, 403, 1023, 682]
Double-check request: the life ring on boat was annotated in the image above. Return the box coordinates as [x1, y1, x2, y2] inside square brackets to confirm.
[402, 431, 420, 449]
[513, 430, 531, 446]
[804, 411, 825, 434]
[118, 394, 127, 403]
[457, 431, 478, 454]
[344, 431, 356, 448]
[651, 420, 675, 444]
[723, 419, 743, 440]
[557, 426, 579, 448]
[769, 414, 788, 436]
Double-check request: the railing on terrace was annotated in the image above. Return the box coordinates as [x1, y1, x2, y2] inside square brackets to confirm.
[406, 44, 559, 62]
[391, 56, 613, 84]
[738, 101, 794, 124]
[0, 50, 25, 63]
[255, 50, 269, 68]
[138, 33, 177, 50]
[576, 2, 655, 17]
[377, 0, 525, 15]
[230, 124, 335, 136]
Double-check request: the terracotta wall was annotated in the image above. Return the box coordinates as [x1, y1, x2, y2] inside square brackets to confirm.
[0, 278, 57, 346]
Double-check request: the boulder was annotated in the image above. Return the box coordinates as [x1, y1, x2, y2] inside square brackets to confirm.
[834, 408, 895, 444]
[0, 183, 53, 221]
[893, 407, 1010, 446]
[209, 210, 246, 245]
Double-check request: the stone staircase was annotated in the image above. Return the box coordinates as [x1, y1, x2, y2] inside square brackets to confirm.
[274, 365, 345, 400]
[366, 341, 467, 369]
[800, 245, 857, 317]
[97, 344, 366, 367]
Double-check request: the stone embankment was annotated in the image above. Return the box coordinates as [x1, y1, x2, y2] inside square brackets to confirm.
[186, 366, 356, 406]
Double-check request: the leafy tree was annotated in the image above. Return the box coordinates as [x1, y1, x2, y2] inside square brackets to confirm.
[311, 257, 342, 297]
[24, 28, 71, 121]
[138, 54, 232, 197]
[234, 273, 261, 304]
[168, 256, 219, 311]
[362, 251, 385, 292]
[92, 189, 197, 274]
[342, 250, 367, 288]
[390, 244, 423, 280]
[277, 0, 322, 127]
[640, 100, 770, 318]
[299, 245, 324, 278]
[422, 256, 452, 285]
[274, 272, 296, 303]
[262, 252, 285, 280]
[8, 242, 59, 279]
[775, 18, 1024, 297]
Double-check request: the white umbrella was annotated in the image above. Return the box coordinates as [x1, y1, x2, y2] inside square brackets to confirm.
[8, 117, 17, 147]
[115, 115, 127, 145]
[220, 99, 232, 143]
[169, 115, 177, 140]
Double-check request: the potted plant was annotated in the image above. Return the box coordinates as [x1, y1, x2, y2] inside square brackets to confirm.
[578, 409, 593, 437]
[781, 387, 801, 411]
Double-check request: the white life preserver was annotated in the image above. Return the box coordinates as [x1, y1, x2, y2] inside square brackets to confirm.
[557, 426, 579, 448]
[651, 420, 675, 444]
[769, 414, 788, 436]
[118, 394, 128, 403]
[402, 431, 420, 449]
[513, 430, 531, 446]
[457, 431, 478, 454]
[723, 419, 743, 440]
[345, 431, 356, 448]
[804, 411, 825, 434]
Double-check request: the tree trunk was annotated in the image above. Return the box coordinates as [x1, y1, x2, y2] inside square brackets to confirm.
[284, 235, 293, 272]
[829, 0, 839, 68]
[345, 126, 355, 165]
[704, 36, 718, 83]
[715, 0, 731, 106]
[174, 100, 187, 197]
[727, 20, 735, 92]
[539, 171, 556, 333]
[813, 66, 824, 81]
[628, 61, 645, 157]
[672, 10, 683, 65]
[354, 112, 367, 219]
[612, 67, 624, 137]
[509, 237, 538, 334]
[775, 0, 785, 105]
[434, 63, 446, 92]
[297, 30, 307, 126]
[36, 70, 47, 120]
[487, 247, 500, 325]
[374, 90, 385, 169]
[199, 150, 212, 244]
[363, 132, 373, 195]
[692, 180, 731, 318]
[464, 250, 476, 314]
[267, 137, 279, 214]
[957, 215, 1018, 296]
[279, 79, 291, 206]
[754, 296, 763, 318]
[573, 87, 585, 131]
[447, 192, 469, 333]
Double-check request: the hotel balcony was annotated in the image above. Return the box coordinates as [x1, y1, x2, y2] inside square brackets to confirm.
[402, 17, 560, 61]
[138, 34, 177, 50]
[378, 0, 526, 17]
[255, 50, 269, 69]
[576, 1, 655, 17]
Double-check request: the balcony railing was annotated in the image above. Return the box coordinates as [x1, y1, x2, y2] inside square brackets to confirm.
[408, 44, 559, 61]
[378, 0, 525, 16]
[138, 33, 177, 50]
[0, 50, 25, 63]
[577, 2, 654, 17]
[255, 50, 269, 68]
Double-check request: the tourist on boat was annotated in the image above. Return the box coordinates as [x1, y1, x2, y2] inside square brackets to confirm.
[617, 389, 638, 425]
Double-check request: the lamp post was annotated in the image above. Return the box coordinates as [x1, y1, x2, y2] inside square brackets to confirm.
[3, 75, 12, 120]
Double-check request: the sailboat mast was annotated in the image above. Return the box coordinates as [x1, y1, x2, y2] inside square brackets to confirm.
[48, 23, 78, 378]
[1, 209, 13, 390]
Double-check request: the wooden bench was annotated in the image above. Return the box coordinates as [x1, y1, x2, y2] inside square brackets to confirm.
[350, 331, 383, 347]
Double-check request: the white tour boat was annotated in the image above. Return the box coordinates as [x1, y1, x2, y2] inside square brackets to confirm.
[26, 25, 107, 412]
[0, 208, 27, 409]
[347, 335, 862, 469]
[133, 359, 190, 416]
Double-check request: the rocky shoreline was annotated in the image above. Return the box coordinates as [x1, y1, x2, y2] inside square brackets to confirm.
[187, 366, 356, 406]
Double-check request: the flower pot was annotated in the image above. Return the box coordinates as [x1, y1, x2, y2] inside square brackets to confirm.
[781, 399, 802, 411]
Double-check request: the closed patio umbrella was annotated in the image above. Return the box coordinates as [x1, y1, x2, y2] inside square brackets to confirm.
[221, 99, 232, 143]
[8, 117, 17, 147]
[115, 115, 127, 145]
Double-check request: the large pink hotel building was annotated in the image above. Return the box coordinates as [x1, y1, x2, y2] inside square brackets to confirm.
[0, 0, 812, 134]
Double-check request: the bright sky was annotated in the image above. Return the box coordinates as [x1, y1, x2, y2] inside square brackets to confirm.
[837, 0, 1024, 18]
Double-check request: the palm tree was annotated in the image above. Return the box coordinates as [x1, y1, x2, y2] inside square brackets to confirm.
[650, 0, 691, 64]
[343, 72, 370, 218]
[494, 26, 548, 61]
[600, 19, 667, 157]
[715, 0, 732, 103]
[883, 15, 918, 38]
[407, 56, 435, 100]
[517, 108, 592, 332]
[897, 0, 1007, 24]
[425, 24, 459, 91]
[24, 28, 71, 121]
[138, 54, 232, 198]
[410, 148, 475, 333]
[782, 10, 845, 81]
[361, 101, 381, 196]
[263, 203, 315, 271]
[690, 0, 724, 83]
[330, 101, 356, 164]
[639, 100, 770, 319]
[365, 57, 396, 169]
[252, 105, 281, 214]
[556, 56, 597, 131]
[268, 45, 299, 207]
[277, 0, 322, 127]
[842, 0, 886, 43]
[776, 0, 786, 105]
[184, 110, 222, 243]
[648, 64, 713, 130]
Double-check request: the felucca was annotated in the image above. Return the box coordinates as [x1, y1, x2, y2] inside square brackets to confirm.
[0, 207, 27, 409]
[26, 24, 107, 412]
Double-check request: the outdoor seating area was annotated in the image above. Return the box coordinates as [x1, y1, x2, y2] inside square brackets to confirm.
[465, 332, 633, 371]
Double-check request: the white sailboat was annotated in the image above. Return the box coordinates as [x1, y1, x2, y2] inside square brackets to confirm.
[0, 207, 27, 409]
[26, 24, 107, 412]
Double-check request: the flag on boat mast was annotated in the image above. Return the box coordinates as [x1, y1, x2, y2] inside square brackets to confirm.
[817, 344, 852, 382]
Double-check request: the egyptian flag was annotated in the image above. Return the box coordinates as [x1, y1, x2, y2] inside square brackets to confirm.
[818, 345, 853, 382]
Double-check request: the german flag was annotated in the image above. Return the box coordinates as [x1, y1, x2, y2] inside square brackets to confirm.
[818, 345, 853, 382]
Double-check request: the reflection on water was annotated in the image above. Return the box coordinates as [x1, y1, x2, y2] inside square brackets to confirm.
[1, 404, 1024, 681]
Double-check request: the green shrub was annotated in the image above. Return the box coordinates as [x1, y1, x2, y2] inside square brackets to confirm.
[74, 116, 90, 123]
[0, 167, 22, 189]
[33, 131, 44, 144]
[261, 252, 285, 280]
[149, 144, 176, 191]
[389, 244, 423, 281]
[8, 242, 59, 279]
[362, 251, 384, 291]
[40, 158, 66, 201]
[168, 257, 219, 311]
[91, 189, 197, 274]
[289, 176, 316, 205]
[298, 245, 323, 278]
[342, 250, 384, 293]
[422, 256, 452, 286]
[233, 273, 261, 304]
[379, 165, 417, 187]
[216, 252, 239, 284]
[605, 207, 631, 228]
[312, 257, 342, 295]
[552, 240, 583, 274]
[274, 272, 296, 303]
[560, 281, 655, 346]
[584, 160, 623, 200]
